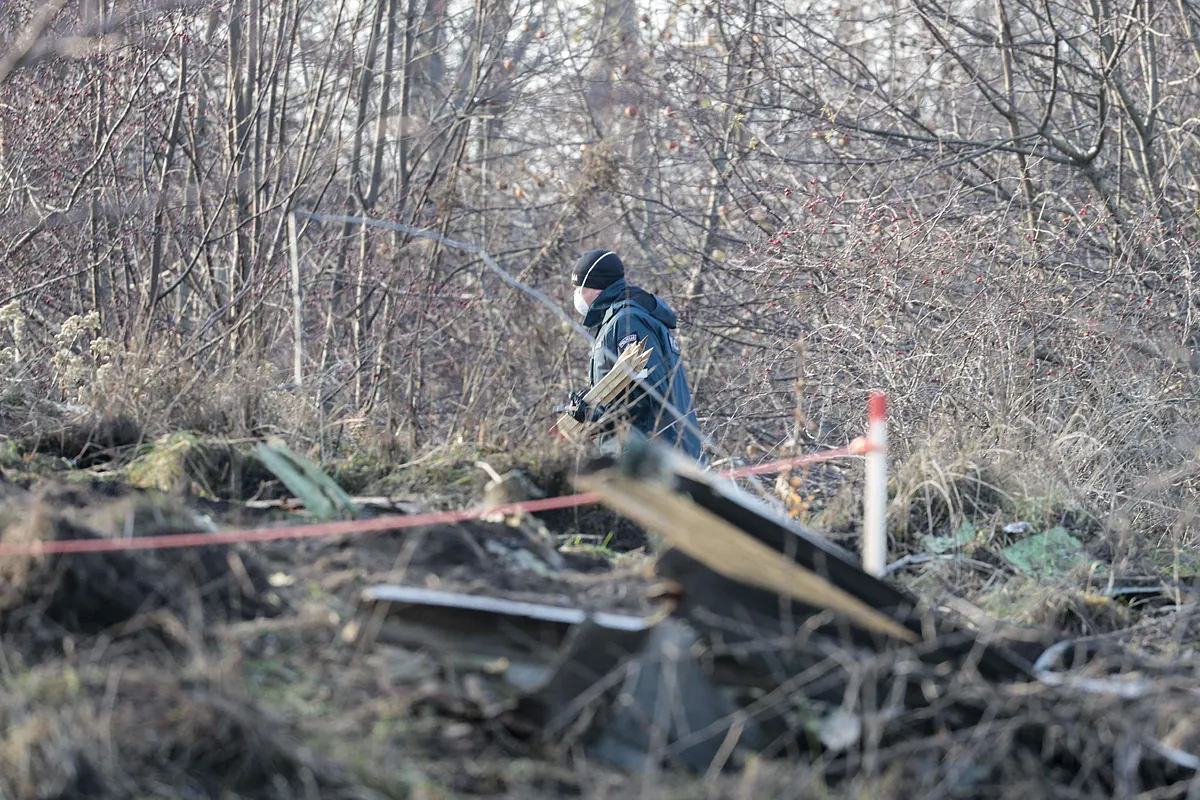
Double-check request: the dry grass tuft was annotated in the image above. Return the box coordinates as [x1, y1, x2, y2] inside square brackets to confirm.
[889, 449, 1010, 540]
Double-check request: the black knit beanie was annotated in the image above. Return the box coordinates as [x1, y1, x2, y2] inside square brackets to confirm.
[571, 249, 625, 290]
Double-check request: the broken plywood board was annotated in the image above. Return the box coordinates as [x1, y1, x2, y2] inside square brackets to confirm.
[574, 442, 920, 643]
[357, 584, 748, 771]
[575, 438, 1046, 681]
[357, 585, 654, 694]
[254, 438, 359, 521]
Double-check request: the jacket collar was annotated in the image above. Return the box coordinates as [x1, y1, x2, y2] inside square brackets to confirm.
[581, 278, 629, 329]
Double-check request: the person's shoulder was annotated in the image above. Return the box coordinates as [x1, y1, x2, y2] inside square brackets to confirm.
[598, 303, 650, 351]
[606, 301, 656, 330]
[612, 327, 644, 354]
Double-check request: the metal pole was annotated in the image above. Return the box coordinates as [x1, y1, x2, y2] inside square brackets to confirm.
[862, 392, 888, 577]
[288, 212, 304, 389]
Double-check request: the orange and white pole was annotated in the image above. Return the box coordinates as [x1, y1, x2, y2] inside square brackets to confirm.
[862, 392, 888, 577]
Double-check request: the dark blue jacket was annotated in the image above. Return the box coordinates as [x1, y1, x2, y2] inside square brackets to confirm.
[583, 278, 704, 461]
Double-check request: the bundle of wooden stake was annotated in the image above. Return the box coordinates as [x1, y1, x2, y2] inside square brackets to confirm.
[552, 339, 653, 442]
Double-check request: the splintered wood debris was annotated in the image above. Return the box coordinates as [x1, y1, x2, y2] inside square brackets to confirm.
[553, 339, 653, 441]
[254, 437, 360, 520]
[359, 438, 1200, 792]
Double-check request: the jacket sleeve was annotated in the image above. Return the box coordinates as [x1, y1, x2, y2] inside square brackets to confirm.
[599, 310, 674, 431]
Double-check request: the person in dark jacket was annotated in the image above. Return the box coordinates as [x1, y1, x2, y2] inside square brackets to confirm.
[566, 248, 705, 462]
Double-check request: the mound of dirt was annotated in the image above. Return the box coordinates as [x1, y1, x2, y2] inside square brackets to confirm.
[0, 666, 378, 800]
[124, 431, 285, 501]
[17, 415, 144, 468]
[0, 484, 283, 661]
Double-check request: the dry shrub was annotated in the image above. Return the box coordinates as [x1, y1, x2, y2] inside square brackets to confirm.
[690, 201, 1200, 556]
[0, 308, 323, 455]
[810, 439, 1076, 549]
[889, 449, 1010, 540]
[90, 341, 286, 436]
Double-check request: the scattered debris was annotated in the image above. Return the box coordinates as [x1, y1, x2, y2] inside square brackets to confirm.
[1000, 524, 1090, 577]
[255, 437, 360, 520]
[919, 518, 979, 555]
[2, 429, 1198, 797]
[356, 438, 1200, 794]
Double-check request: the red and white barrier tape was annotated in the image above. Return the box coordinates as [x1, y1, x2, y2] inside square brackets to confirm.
[0, 491, 602, 558]
[0, 416, 886, 559]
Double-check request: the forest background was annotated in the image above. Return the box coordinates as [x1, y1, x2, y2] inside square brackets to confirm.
[2, 0, 1200, 550]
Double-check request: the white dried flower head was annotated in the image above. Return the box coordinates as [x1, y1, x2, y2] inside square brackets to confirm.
[56, 311, 101, 347]
[51, 349, 87, 393]
[91, 336, 118, 362]
[0, 301, 25, 348]
[94, 362, 116, 389]
[0, 301, 22, 325]
[57, 317, 84, 346]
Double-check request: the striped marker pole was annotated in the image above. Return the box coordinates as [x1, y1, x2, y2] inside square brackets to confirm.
[862, 392, 888, 577]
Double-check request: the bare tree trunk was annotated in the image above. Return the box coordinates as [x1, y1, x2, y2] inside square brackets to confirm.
[331, 0, 386, 353]
[226, 0, 254, 356]
[353, 0, 400, 409]
[145, 39, 188, 343]
[993, 0, 1040, 241]
[289, 212, 304, 388]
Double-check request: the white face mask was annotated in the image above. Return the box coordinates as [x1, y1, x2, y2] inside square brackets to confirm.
[572, 251, 613, 318]
[573, 289, 591, 316]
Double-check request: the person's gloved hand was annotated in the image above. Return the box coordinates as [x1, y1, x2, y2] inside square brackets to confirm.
[554, 390, 608, 425]
[552, 391, 581, 415]
[570, 390, 603, 423]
